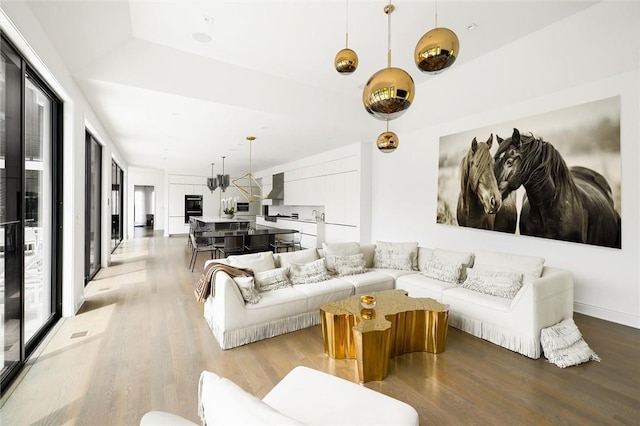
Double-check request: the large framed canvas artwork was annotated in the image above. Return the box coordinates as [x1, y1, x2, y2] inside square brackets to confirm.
[437, 96, 621, 249]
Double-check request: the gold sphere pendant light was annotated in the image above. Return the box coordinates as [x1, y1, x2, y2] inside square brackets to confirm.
[377, 120, 399, 153]
[414, 0, 459, 74]
[363, 4, 415, 121]
[335, 0, 358, 74]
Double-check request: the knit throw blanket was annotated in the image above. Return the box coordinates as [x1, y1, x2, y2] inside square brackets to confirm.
[194, 261, 254, 303]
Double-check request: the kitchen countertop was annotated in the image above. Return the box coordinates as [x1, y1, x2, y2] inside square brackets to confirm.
[257, 215, 320, 224]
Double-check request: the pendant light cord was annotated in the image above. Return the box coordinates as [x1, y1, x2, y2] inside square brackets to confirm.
[435, 0, 438, 28]
[387, 3, 392, 68]
[345, 0, 349, 48]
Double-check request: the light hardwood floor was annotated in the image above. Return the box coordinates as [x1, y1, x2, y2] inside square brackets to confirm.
[1, 235, 639, 425]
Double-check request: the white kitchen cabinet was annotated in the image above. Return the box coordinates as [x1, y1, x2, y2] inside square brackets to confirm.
[324, 223, 359, 244]
[185, 175, 205, 185]
[323, 171, 358, 226]
[168, 216, 188, 235]
[285, 176, 326, 206]
[168, 174, 185, 184]
[169, 184, 185, 216]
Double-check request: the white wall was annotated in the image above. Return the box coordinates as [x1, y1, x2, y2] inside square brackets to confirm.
[371, 2, 640, 328]
[128, 167, 165, 237]
[2, 4, 128, 316]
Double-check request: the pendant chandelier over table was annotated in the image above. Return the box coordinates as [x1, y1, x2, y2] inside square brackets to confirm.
[232, 136, 265, 202]
[207, 156, 230, 193]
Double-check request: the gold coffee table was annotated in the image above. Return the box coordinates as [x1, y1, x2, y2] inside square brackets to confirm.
[320, 289, 449, 383]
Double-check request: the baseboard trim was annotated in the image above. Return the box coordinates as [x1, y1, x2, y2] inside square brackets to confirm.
[574, 301, 639, 328]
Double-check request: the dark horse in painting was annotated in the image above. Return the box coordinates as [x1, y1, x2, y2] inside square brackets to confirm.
[457, 134, 502, 229]
[493, 135, 519, 233]
[494, 128, 621, 248]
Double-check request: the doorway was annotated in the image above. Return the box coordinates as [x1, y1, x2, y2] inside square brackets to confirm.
[133, 185, 155, 238]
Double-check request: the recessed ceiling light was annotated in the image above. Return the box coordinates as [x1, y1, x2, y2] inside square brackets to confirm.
[192, 32, 212, 43]
[467, 23, 479, 31]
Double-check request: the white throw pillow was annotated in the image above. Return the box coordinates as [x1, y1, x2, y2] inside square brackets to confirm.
[541, 318, 601, 368]
[421, 259, 463, 284]
[232, 276, 262, 304]
[461, 268, 523, 299]
[227, 251, 276, 273]
[474, 250, 544, 283]
[374, 241, 418, 271]
[275, 248, 319, 269]
[199, 371, 303, 425]
[289, 258, 331, 285]
[322, 242, 361, 274]
[254, 267, 291, 292]
[334, 253, 367, 276]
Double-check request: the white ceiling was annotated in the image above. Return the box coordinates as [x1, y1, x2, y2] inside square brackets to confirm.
[23, 0, 598, 177]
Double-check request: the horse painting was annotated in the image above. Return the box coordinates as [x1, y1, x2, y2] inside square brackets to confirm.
[494, 128, 621, 248]
[456, 134, 502, 229]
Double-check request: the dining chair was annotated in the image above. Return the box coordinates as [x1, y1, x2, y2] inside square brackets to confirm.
[189, 233, 217, 272]
[218, 234, 245, 258]
[290, 230, 302, 251]
[244, 233, 271, 254]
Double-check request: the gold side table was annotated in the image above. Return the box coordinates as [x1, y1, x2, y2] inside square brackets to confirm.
[320, 289, 449, 383]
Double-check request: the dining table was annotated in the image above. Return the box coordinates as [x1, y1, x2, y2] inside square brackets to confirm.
[198, 226, 300, 255]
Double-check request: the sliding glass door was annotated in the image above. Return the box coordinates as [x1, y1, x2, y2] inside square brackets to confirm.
[85, 132, 101, 283]
[111, 160, 123, 252]
[1, 35, 62, 393]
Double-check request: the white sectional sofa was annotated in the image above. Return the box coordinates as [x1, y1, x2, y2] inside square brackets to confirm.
[201, 242, 574, 359]
[395, 248, 574, 359]
[141, 366, 419, 426]
[204, 244, 398, 350]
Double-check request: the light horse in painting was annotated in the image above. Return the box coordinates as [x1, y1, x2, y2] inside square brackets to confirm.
[456, 134, 502, 230]
[494, 128, 621, 248]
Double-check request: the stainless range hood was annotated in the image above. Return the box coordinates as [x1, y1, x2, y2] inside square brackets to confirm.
[266, 172, 284, 200]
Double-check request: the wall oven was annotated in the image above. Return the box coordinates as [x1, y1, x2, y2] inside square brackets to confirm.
[185, 195, 203, 223]
[236, 202, 250, 213]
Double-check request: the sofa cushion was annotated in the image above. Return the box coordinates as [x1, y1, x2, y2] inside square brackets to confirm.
[227, 251, 275, 273]
[421, 259, 464, 284]
[232, 276, 262, 304]
[339, 270, 395, 294]
[374, 241, 418, 271]
[374, 268, 419, 280]
[443, 287, 512, 312]
[334, 253, 367, 276]
[474, 250, 545, 283]
[236, 288, 308, 329]
[254, 267, 291, 292]
[460, 268, 523, 299]
[290, 277, 354, 311]
[262, 366, 419, 426]
[322, 242, 361, 273]
[395, 273, 457, 300]
[289, 258, 331, 285]
[275, 248, 319, 269]
[199, 371, 303, 425]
